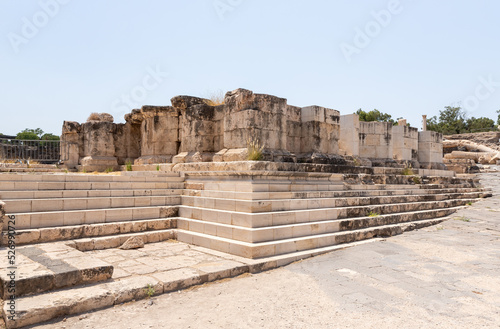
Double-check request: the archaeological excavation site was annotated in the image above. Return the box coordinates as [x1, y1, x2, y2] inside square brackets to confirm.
[0, 89, 493, 328]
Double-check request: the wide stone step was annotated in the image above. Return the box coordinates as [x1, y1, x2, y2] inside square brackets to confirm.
[0, 181, 184, 191]
[2, 217, 177, 245]
[0, 243, 112, 300]
[177, 207, 462, 243]
[0, 188, 182, 200]
[178, 198, 475, 228]
[176, 217, 448, 259]
[4, 195, 181, 213]
[180, 192, 485, 213]
[0, 173, 183, 182]
[5, 206, 178, 230]
[185, 187, 487, 200]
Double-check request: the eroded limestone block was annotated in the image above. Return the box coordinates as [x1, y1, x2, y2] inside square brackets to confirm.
[223, 89, 287, 151]
[136, 106, 179, 164]
[339, 114, 360, 156]
[61, 121, 83, 169]
[359, 121, 393, 160]
[300, 106, 340, 155]
[80, 121, 118, 169]
[393, 125, 418, 162]
[119, 236, 145, 250]
[418, 131, 445, 169]
[171, 95, 208, 110]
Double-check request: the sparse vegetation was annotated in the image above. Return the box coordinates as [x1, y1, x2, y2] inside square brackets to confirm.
[204, 90, 225, 106]
[353, 158, 361, 166]
[412, 176, 421, 184]
[104, 167, 114, 173]
[368, 211, 380, 217]
[156, 164, 160, 171]
[144, 284, 155, 298]
[125, 160, 133, 171]
[401, 165, 414, 176]
[247, 137, 264, 161]
[466, 201, 473, 206]
[454, 216, 471, 222]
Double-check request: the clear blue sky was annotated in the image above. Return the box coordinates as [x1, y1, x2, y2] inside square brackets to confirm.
[1, 0, 500, 136]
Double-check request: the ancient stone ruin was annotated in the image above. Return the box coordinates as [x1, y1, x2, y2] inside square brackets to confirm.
[61, 88, 445, 171]
[0, 88, 492, 328]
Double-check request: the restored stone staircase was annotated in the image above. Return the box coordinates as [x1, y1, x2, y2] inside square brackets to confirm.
[0, 168, 492, 328]
[0, 172, 183, 247]
[175, 171, 490, 258]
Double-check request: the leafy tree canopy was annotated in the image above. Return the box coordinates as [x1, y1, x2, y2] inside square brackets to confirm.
[41, 133, 60, 141]
[427, 106, 498, 135]
[355, 109, 395, 124]
[15, 128, 59, 140]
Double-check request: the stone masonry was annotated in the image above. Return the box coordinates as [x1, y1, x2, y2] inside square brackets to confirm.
[61, 88, 444, 171]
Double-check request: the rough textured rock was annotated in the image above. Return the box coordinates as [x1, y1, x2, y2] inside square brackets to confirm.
[119, 236, 145, 250]
[87, 112, 114, 123]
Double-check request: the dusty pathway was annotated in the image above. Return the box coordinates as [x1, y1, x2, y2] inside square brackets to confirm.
[33, 172, 500, 329]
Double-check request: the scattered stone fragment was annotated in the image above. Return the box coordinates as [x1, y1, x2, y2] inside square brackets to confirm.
[119, 237, 145, 250]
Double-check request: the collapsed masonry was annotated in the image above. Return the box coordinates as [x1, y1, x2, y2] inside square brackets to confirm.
[61, 88, 444, 171]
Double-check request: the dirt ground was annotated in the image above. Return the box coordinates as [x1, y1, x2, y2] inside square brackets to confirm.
[32, 172, 500, 329]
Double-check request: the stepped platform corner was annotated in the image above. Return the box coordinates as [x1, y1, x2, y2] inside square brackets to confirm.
[0, 88, 494, 328]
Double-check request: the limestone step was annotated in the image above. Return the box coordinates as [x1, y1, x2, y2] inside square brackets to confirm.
[0, 173, 183, 183]
[0, 181, 184, 191]
[176, 206, 463, 244]
[178, 198, 475, 228]
[0, 243, 113, 300]
[4, 205, 178, 230]
[184, 186, 487, 200]
[176, 216, 450, 259]
[2, 218, 177, 245]
[3, 195, 181, 213]
[180, 191, 486, 213]
[0, 188, 182, 200]
[70, 228, 176, 251]
[2, 254, 247, 329]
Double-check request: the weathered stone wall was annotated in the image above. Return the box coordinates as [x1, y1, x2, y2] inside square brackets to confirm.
[418, 131, 445, 169]
[61, 121, 83, 169]
[359, 121, 394, 161]
[339, 114, 360, 156]
[393, 125, 419, 163]
[136, 106, 180, 164]
[60, 88, 445, 170]
[223, 89, 288, 152]
[300, 106, 340, 155]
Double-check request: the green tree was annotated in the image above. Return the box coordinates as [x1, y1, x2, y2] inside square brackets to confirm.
[16, 128, 44, 140]
[466, 117, 496, 133]
[41, 133, 60, 141]
[497, 109, 500, 126]
[355, 109, 395, 124]
[427, 106, 498, 135]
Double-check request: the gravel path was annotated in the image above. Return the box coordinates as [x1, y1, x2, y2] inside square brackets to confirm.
[33, 173, 500, 329]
